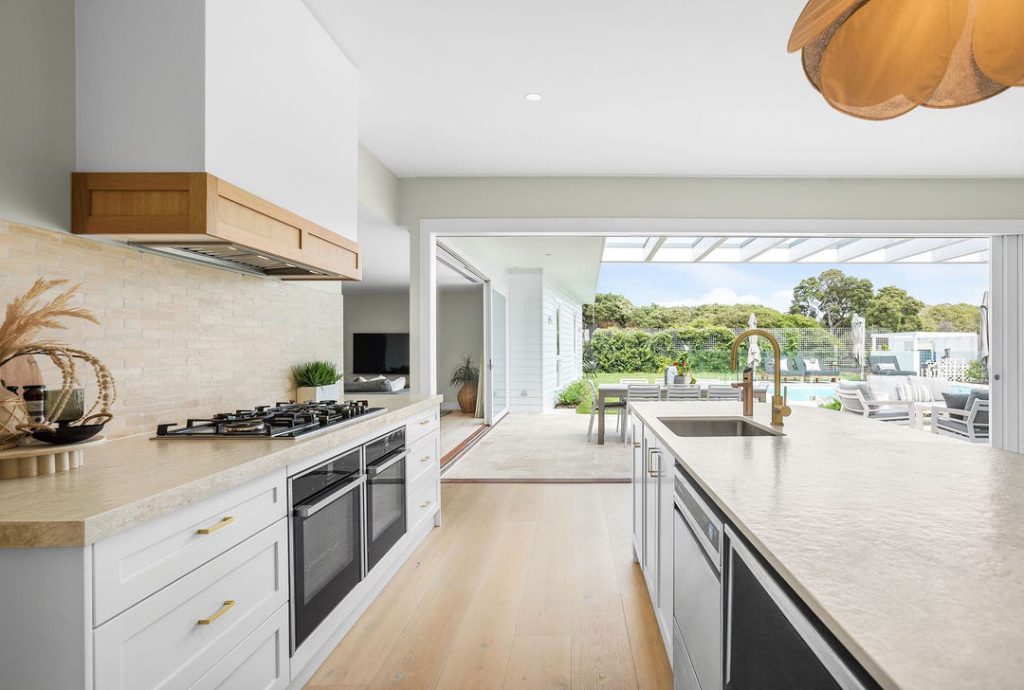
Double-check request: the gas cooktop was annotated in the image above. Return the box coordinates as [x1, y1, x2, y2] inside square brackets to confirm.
[154, 400, 387, 440]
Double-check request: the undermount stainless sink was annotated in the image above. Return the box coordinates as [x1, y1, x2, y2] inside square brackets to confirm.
[658, 417, 783, 437]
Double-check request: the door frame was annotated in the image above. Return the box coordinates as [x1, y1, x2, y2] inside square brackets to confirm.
[485, 284, 510, 425]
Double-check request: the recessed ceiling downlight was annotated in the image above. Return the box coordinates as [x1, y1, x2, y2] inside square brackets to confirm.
[524, 93, 543, 102]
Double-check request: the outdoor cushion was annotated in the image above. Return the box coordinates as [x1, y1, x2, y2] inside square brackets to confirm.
[898, 384, 933, 402]
[942, 392, 970, 410]
[779, 357, 790, 371]
[874, 409, 910, 420]
[803, 358, 821, 370]
[878, 362, 897, 371]
[937, 418, 971, 434]
[839, 381, 875, 401]
[966, 390, 989, 425]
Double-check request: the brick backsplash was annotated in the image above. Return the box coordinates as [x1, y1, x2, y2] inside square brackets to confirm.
[1, 220, 345, 438]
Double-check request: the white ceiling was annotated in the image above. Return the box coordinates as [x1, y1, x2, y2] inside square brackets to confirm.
[306, 0, 1024, 177]
[440, 236, 604, 303]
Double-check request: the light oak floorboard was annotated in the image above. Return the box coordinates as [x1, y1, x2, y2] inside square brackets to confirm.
[503, 634, 572, 690]
[305, 483, 671, 690]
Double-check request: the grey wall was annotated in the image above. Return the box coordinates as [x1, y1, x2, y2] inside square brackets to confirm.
[437, 287, 484, 409]
[342, 292, 410, 375]
[0, 0, 76, 230]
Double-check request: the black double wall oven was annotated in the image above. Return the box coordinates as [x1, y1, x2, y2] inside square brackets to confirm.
[289, 428, 408, 652]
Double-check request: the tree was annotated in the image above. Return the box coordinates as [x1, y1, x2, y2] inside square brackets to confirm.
[583, 293, 634, 327]
[919, 303, 981, 332]
[866, 286, 924, 332]
[789, 269, 873, 331]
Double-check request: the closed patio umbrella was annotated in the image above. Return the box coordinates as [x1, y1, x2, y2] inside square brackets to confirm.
[979, 291, 990, 368]
[851, 314, 866, 375]
[746, 313, 761, 369]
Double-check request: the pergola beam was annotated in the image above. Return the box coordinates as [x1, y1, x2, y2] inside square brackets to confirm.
[837, 238, 906, 261]
[642, 236, 667, 262]
[932, 238, 990, 262]
[788, 237, 843, 261]
[691, 236, 727, 262]
[740, 237, 783, 261]
[885, 238, 959, 262]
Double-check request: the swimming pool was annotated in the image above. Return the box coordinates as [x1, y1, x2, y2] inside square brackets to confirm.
[764, 381, 975, 402]
[764, 383, 836, 402]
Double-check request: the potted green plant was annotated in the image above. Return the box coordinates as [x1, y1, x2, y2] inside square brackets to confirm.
[292, 360, 342, 403]
[449, 355, 480, 414]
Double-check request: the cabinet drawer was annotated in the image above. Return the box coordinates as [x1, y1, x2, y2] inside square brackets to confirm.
[407, 431, 440, 485]
[94, 520, 288, 690]
[192, 603, 289, 690]
[405, 406, 440, 444]
[93, 471, 286, 624]
[408, 472, 439, 530]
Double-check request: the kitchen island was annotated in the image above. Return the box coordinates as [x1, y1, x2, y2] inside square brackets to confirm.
[629, 400, 1024, 690]
[0, 394, 442, 690]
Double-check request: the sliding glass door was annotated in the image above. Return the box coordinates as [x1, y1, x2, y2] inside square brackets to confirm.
[488, 288, 509, 424]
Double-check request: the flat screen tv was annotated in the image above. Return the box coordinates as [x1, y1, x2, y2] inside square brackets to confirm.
[352, 333, 410, 374]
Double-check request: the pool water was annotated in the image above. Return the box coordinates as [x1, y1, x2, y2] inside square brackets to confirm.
[765, 383, 837, 402]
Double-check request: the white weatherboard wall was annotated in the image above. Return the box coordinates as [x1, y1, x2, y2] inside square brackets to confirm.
[543, 277, 584, 410]
[509, 271, 544, 412]
[343, 293, 409, 375]
[437, 288, 484, 409]
[77, 0, 359, 239]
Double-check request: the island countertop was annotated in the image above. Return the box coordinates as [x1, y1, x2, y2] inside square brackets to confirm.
[629, 400, 1024, 690]
[0, 394, 442, 548]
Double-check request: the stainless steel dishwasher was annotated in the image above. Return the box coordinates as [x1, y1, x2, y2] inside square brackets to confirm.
[673, 463, 723, 690]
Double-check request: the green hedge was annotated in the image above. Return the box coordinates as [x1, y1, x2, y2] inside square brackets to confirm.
[590, 327, 739, 373]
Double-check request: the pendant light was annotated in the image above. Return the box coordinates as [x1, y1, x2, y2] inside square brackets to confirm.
[789, 0, 1024, 120]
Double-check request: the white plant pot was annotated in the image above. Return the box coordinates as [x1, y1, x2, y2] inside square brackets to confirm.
[296, 383, 340, 403]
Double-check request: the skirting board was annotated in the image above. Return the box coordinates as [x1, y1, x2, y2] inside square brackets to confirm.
[288, 511, 439, 689]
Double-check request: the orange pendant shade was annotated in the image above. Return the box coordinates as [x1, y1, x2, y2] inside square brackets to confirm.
[791, 0, 1023, 119]
[974, 0, 1024, 86]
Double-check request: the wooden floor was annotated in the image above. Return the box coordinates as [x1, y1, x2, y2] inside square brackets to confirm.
[306, 483, 672, 690]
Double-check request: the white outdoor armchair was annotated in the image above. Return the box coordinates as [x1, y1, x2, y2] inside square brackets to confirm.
[836, 383, 911, 422]
[931, 398, 989, 442]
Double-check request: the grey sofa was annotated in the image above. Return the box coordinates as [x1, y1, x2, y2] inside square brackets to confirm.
[343, 375, 407, 393]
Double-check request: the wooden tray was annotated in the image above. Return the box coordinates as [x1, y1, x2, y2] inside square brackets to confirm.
[0, 436, 105, 480]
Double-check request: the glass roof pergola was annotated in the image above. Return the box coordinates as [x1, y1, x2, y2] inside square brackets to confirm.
[600, 236, 989, 264]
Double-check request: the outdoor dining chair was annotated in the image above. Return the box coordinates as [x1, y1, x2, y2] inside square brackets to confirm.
[666, 384, 700, 401]
[587, 378, 624, 442]
[619, 377, 650, 384]
[707, 384, 742, 400]
[625, 384, 662, 443]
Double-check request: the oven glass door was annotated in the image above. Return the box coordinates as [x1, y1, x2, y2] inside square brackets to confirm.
[366, 449, 407, 571]
[291, 476, 364, 651]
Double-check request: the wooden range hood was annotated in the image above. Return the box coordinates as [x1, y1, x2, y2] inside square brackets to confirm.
[71, 172, 361, 280]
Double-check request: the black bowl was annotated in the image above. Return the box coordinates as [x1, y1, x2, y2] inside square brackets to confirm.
[30, 414, 110, 445]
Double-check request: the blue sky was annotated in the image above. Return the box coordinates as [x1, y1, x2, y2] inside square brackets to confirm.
[596, 263, 988, 311]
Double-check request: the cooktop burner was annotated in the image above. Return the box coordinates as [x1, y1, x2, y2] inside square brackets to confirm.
[155, 400, 387, 440]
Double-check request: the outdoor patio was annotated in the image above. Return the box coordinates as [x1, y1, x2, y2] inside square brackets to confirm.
[443, 410, 631, 481]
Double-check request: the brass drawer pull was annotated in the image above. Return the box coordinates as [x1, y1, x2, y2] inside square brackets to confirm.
[420, 500, 432, 508]
[197, 600, 235, 625]
[197, 516, 234, 535]
[419, 418, 430, 426]
[421, 455, 432, 463]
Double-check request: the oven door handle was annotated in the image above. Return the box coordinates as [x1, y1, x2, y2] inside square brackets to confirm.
[366, 451, 408, 477]
[294, 475, 366, 518]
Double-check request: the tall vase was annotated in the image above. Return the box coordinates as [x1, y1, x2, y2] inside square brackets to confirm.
[664, 365, 678, 386]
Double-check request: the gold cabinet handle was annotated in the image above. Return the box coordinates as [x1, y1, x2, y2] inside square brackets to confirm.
[419, 419, 430, 426]
[197, 600, 235, 625]
[421, 455, 432, 463]
[197, 516, 234, 535]
[420, 500, 432, 508]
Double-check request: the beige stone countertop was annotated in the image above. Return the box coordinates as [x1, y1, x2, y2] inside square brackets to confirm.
[630, 401, 1024, 690]
[0, 394, 442, 548]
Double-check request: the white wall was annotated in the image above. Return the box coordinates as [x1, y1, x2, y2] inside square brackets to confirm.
[0, 0, 76, 230]
[358, 145, 400, 225]
[205, 0, 358, 238]
[76, 0, 359, 239]
[436, 288, 484, 409]
[508, 270, 544, 412]
[76, 0, 207, 171]
[342, 293, 409, 375]
[542, 277, 584, 410]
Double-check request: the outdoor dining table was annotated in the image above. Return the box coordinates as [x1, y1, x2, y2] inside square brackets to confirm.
[594, 381, 768, 444]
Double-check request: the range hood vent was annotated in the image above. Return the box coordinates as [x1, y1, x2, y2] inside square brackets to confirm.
[72, 173, 361, 281]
